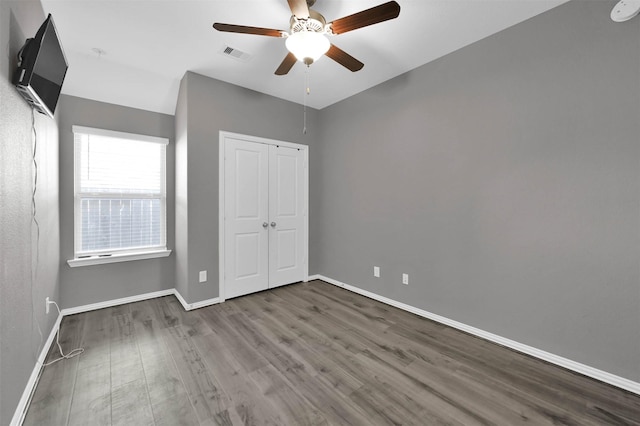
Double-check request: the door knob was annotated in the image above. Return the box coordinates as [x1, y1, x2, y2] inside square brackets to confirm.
[270, 222, 276, 227]
[262, 222, 268, 228]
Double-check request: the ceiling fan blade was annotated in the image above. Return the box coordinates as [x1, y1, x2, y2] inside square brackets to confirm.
[213, 23, 283, 37]
[275, 52, 298, 75]
[325, 44, 364, 72]
[329, 1, 401, 35]
[287, 0, 310, 19]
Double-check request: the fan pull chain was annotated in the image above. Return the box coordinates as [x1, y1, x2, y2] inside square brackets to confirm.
[303, 67, 310, 134]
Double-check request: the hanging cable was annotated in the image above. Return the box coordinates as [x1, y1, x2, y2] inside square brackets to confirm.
[30, 108, 44, 359]
[29, 110, 84, 367]
[41, 300, 84, 366]
[31, 108, 40, 266]
[303, 66, 310, 134]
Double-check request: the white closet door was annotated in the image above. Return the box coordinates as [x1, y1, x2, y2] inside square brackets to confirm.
[224, 138, 269, 299]
[268, 145, 305, 288]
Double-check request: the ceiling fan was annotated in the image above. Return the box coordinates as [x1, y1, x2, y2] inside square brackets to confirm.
[213, 0, 401, 75]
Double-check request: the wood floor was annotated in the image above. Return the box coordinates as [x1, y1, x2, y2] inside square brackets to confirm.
[24, 280, 640, 425]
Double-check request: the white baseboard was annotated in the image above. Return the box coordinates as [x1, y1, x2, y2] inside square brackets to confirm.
[15, 276, 637, 426]
[10, 312, 63, 426]
[12, 287, 221, 424]
[312, 274, 640, 396]
[60, 288, 220, 316]
[173, 288, 191, 310]
[187, 296, 220, 310]
[173, 288, 220, 311]
[60, 289, 175, 316]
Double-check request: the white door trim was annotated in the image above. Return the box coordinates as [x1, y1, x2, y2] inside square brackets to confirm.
[219, 131, 309, 302]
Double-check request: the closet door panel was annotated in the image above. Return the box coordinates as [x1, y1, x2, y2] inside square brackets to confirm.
[268, 145, 305, 288]
[224, 138, 269, 299]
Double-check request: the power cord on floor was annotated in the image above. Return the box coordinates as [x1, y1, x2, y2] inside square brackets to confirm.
[41, 300, 84, 367]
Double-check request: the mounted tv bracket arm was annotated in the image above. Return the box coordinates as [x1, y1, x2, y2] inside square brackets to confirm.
[14, 39, 34, 79]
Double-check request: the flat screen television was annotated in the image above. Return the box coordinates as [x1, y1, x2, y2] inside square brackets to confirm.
[13, 14, 68, 119]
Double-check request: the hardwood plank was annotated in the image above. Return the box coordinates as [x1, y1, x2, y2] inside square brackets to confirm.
[191, 327, 290, 425]
[248, 365, 329, 426]
[23, 281, 640, 426]
[275, 283, 417, 368]
[67, 393, 111, 426]
[374, 324, 569, 424]
[67, 362, 111, 426]
[260, 287, 371, 356]
[388, 319, 640, 425]
[148, 295, 180, 328]
[131, 299, 193, 409]
[199, 305, 270, 373]
[219, 309, 373, 425]
[110, 303, 130, 317]
[296, 283, 396, 334]
[111, 377, 154, 426]
[348, 384, 460, 426]
[76, 306, 111, 371]
[264, 286, 417, 376]
[110, 311, 145, 389]
[150, 392, 200, 426]
[233, 295, 331, 377]
[236, 291, 365, 394]
[23, 314, 85, 426]
[162, 323, 230, 423]
[359, 347, 552, 425]
[199, 410, 234, 426]
[310, 279, 450, 333]
[131, 298, 172, 363]
[164, 294, 215, 337]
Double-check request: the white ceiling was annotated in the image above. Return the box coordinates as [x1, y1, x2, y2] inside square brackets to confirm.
[41, 0, 568, 115]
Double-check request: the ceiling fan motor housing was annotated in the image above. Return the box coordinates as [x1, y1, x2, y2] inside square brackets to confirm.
[289, 9, 327, 34]
[287, 9, 329, 65]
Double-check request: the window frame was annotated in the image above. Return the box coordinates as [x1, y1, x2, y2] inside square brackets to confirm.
[69, 125, 170, 267]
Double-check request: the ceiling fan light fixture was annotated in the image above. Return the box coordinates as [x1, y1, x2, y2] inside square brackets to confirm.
[285, 30, 330, 65]
[213, 1, 401, 75]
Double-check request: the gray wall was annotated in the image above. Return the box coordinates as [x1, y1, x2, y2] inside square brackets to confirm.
[58, 95, 176, 308]
[0, 1, 60, 424]
[315, 0, 640, 381]
[175, 75, 189, 300]
[175, 72, 319, 303]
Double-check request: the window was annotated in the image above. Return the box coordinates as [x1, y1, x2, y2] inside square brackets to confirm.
[69, 126, 169, 266]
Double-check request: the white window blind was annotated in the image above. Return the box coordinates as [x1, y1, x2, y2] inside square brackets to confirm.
[73, 126, 168, 258]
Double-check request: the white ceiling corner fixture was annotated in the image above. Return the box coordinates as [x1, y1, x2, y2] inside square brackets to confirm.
[611, 0, 640, 22]
[213, 0, 401, 75]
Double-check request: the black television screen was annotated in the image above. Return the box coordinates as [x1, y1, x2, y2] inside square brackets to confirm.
[13, 14, 68, 118]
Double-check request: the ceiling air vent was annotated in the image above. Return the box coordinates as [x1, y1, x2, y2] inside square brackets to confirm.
[219, 46, 252, 62]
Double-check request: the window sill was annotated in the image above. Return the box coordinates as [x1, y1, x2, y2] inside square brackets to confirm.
[67, 249, 172, 268]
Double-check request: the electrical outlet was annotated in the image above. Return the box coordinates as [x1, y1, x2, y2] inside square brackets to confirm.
[199, 270, 207, 283]
[45, 297, 50, 314]
[374, 266, 380, 278]
[402, 274, 409, 285]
